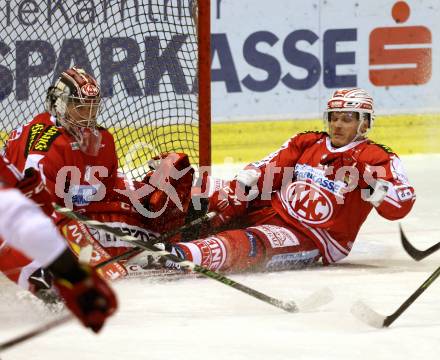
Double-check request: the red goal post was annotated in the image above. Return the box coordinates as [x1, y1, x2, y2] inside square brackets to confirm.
[198, 0, 212, 167]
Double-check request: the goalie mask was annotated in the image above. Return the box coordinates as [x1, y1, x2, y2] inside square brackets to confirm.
[323, 88, 375, 143]
[45, 66, 102, 156]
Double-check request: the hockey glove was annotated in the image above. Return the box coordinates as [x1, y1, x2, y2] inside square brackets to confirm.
[17, 168, 55, 217]
[142, 152, 194, 212]
[361, 178, 391, 207]
[141, 153, 194, 233]
[49, 250, 117, 333]
[209, 180, 247, 228]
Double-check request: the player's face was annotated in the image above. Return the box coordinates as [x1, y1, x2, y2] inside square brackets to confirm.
[328, 112, 366, 147]
[66, 99, 100, 128]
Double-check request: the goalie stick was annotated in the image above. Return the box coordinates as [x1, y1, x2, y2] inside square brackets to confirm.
[96, 211, 218, 268]
[400, 224, 440, 261]
[351, 265, 440, 328]
[54, 204, 333, 313]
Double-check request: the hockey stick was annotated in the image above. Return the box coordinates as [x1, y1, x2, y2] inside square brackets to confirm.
[96, 210, 216, 268]
[54, 204, 217, 268]
[400, 224, 440, 261]
[351, 265, 440, 328]
[0, 314, 72, 352]
[54, 204, 333, 313]
[0, 212, 216, 352]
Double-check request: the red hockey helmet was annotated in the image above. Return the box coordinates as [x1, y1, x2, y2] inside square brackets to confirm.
[45, 66, 102, 155]
[324, 88, 375, 133]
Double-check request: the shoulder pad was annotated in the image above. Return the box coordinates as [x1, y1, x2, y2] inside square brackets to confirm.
[367, 140, 395, 154]
[297, 130, 326, 136]
[295, 130, 327, 144]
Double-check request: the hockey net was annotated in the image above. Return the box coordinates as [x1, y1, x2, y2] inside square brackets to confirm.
[0, 0, 211, 179]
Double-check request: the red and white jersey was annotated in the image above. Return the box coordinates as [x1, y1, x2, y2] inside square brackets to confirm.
[247, 131, 415, 264]
[0, 188, 66, 267]
[4, 112, 133, 210]
[0, 155, 22, 187]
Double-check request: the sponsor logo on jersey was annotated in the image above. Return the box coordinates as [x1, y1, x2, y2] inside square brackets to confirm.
[280, 181, 334, 225]
[397, 187, 413, 201]
[294, 164, 346, 196]
[249, 225, 299, 248]
[245, 231, 258, 257]
[199, 237, 227, 270]
[70, 184, 100, 206]
[71, 142, 80, 150]
[32, 125, 61, 152]
[25, 123, 45, 156]
[265, 250, 319, 271]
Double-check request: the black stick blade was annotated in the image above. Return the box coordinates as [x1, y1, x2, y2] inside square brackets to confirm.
[400, 224, 440, 261]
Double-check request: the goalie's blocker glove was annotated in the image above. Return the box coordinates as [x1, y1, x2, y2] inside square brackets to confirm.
[141, 153, 195, 232]
[48, 250, 117, 333]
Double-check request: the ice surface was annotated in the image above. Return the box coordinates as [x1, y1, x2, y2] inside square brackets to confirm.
[1, 155, 439, 360]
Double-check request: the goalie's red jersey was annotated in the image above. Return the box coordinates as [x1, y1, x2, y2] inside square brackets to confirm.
[4, 112, 127, 209]
[246, 131, 415, 264]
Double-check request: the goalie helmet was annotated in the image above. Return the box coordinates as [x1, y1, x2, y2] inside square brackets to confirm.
[323, 88, 375, 137]
[45, 66, 102, 156]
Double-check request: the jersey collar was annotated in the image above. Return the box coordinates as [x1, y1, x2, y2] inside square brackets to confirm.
[325, 136, 367, 153]
[49, 115, 57, 125]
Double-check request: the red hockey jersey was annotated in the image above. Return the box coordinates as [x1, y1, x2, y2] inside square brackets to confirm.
[3, 113, 192, 234]
[247, 131, 415, 264]
[4, 112, 128, 209]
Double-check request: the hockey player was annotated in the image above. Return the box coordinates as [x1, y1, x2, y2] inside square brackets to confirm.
[4, 66, 142, 209]
[170, 88, 416, 272]
[2, 66, 193, 280]
[0, 161, 117, 332]
[0, 156, 58, 290]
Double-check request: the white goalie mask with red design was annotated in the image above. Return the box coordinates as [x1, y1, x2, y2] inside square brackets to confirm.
[323, 88, 375, 141]
[45, 66, 103, 156]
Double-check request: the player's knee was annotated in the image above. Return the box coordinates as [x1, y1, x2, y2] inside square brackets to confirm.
[248, 224, 321, 271]
[173, 225, 321, 272]
[173, 229, 265, 272]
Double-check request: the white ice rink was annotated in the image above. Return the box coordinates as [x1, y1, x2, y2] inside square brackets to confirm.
[1, 154, 440, 360]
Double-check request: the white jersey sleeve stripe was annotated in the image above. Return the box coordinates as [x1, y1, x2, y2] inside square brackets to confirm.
[303, 223, 348, 263]
[317, 228, 350, 256]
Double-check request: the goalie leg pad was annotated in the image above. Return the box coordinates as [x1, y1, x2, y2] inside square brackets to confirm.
[60, 219, 127, 281]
